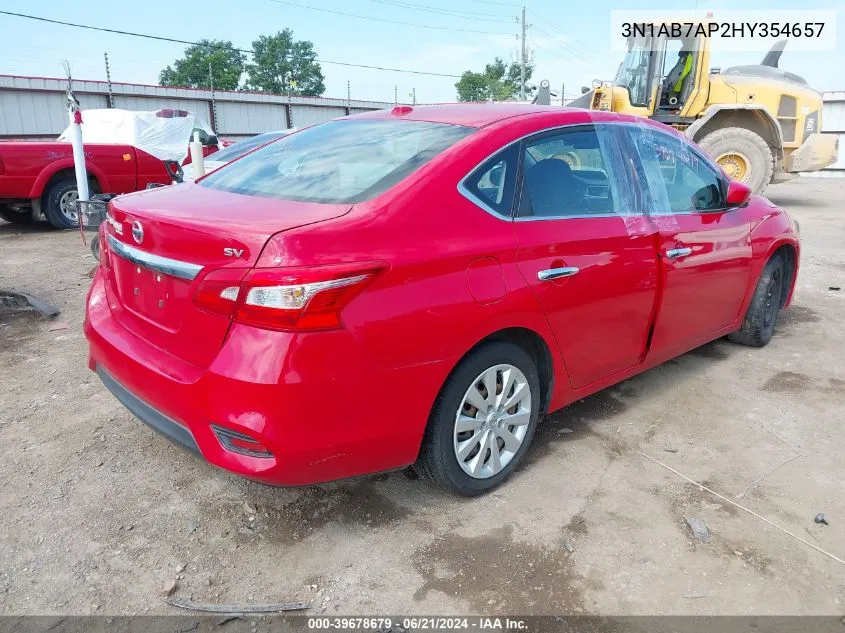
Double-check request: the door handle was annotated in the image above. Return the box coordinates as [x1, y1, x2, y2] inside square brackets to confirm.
[665, 247, 692, 259]
[538, 267, 580, 281]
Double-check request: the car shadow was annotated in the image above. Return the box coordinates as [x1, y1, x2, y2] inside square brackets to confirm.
[0, 219, 56, 235]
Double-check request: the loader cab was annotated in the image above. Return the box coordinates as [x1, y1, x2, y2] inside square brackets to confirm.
[612, 28, 710, 123]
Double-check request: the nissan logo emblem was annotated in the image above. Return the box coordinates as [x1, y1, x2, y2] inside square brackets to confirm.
[131, 221, 144, 244]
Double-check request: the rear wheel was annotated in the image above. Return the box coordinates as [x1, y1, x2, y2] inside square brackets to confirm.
[416, 341, 541, 496]
[728, 253, 786, 347]
[0, 205, 34, 225]
[698, 127, 774, 195]
[42, 178, 80, 229]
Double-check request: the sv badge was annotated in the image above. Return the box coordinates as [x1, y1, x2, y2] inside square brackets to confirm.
[223, 247, 245, 258]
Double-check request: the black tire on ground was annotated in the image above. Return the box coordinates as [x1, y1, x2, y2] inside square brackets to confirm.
[90, 234, 101, 262]
[728, 253, 786, 347]
[416, 341, 542, 496]
[42, 178, 79, 229]
[0, 205, 35, 225]
[697, 127, 774, 195]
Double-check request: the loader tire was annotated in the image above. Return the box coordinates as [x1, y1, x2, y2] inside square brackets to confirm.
[698, 127, 774, 195]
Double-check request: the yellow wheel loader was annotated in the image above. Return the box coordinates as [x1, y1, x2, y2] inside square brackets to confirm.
[568, 32, 838, 193]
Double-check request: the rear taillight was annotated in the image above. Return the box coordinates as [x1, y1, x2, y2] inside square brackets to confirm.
[98, 225, 111, 270]
[193, 263, 383, 332]
[0, 156, 4, 174]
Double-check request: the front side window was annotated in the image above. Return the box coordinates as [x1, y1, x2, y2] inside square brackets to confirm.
[519, 126, 625, 218]
[631, 127, 726, 213]
[201, 119, 473, 203]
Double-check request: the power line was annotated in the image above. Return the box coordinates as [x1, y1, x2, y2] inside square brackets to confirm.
[268, 0, 513, 34]
[531, 24, 590, 62]
[527, 8, 617, 63]
[368, 0, 514, 23]
[467, 0, 521, 7]
[0, 10, 462, 78]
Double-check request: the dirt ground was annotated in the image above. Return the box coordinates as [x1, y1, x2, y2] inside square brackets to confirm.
[1, 177, 844, 617]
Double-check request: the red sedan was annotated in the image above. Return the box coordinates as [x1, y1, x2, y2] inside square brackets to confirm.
[84, 104, 799, 495]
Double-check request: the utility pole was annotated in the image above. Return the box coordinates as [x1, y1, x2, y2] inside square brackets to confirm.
[520, 6, 527, 100]
[394, 85, 398, 104]
[561, 82, 565, 106]
[412, 88, 416, 105]
[347, 80, 351, 105]
[208, 62, 218, 132]
[103, 52, 114, 108]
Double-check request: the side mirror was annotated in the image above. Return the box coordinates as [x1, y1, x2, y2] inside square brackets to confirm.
[205, 135, 219, 147]
[581, 86, 590, 94]
[726, 180, 752, 207]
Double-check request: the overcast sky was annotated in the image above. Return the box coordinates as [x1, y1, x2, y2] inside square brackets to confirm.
[1, 0, 844, 105]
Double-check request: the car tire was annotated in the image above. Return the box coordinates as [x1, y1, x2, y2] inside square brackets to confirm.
[728, 253, 786, 347]
[416, 341, 541, 496]
[0, 205, 35, 225]
[42, 178, 81, 229]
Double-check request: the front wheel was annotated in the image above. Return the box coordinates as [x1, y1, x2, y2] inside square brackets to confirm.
[416, 341, 541, 496]
[42, 178, 80, 229]
[728, 253, 786, 347]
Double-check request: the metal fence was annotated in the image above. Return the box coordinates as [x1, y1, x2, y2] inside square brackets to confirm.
[0, 74, 393, 141]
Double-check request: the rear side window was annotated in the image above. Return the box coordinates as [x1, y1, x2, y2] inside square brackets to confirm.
[460, 144, 519, 217]
[519, 126, 626, 218]
[200, 119, 473, 203]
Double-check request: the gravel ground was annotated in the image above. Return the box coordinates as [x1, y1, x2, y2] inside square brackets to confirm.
[1, 177, 843, 616]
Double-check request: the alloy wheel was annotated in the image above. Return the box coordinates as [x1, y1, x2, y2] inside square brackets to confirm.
[453, 364, 532, 479]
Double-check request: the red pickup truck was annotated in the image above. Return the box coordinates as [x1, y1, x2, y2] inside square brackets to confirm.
[0, 109, 219, 229]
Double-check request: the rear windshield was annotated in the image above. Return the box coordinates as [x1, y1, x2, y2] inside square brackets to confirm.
[211, 131, 288, 162]
[200, 118, 473, 203]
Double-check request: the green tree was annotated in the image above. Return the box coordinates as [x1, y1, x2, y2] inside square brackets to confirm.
[159, 39, 245, 90]
[244, 30, 325, 96]
[455, 57, 535, 101]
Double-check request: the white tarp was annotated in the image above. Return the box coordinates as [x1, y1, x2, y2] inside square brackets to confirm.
[58, 108, 216, 162]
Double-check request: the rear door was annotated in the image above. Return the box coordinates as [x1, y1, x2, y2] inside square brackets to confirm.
[626, 126, 753, 356]
[513, 124, 660, 389]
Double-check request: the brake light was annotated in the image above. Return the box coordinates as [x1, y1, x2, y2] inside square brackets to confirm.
[0, 156, 4, 174]
[98, 225, 110, 270]
[193, 263, 383, 332]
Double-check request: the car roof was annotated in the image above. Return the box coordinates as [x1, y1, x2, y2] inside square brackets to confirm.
[350, 103, 667, 131]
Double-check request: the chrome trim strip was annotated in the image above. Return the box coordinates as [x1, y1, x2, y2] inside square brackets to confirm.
[107, 234, 203, 281]
[514, 213, 623, 221]
[457, 181, 512, 221]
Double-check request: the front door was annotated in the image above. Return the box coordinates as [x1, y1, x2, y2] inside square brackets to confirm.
[513, 124, 660, 390]
[627, 125, 753, 356]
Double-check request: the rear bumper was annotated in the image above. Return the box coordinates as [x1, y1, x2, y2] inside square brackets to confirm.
[96, 366, 200, 454]
[84, 269, 446, 486]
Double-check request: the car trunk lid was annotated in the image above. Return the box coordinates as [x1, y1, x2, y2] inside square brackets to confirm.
[103, 183, 351, 367]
